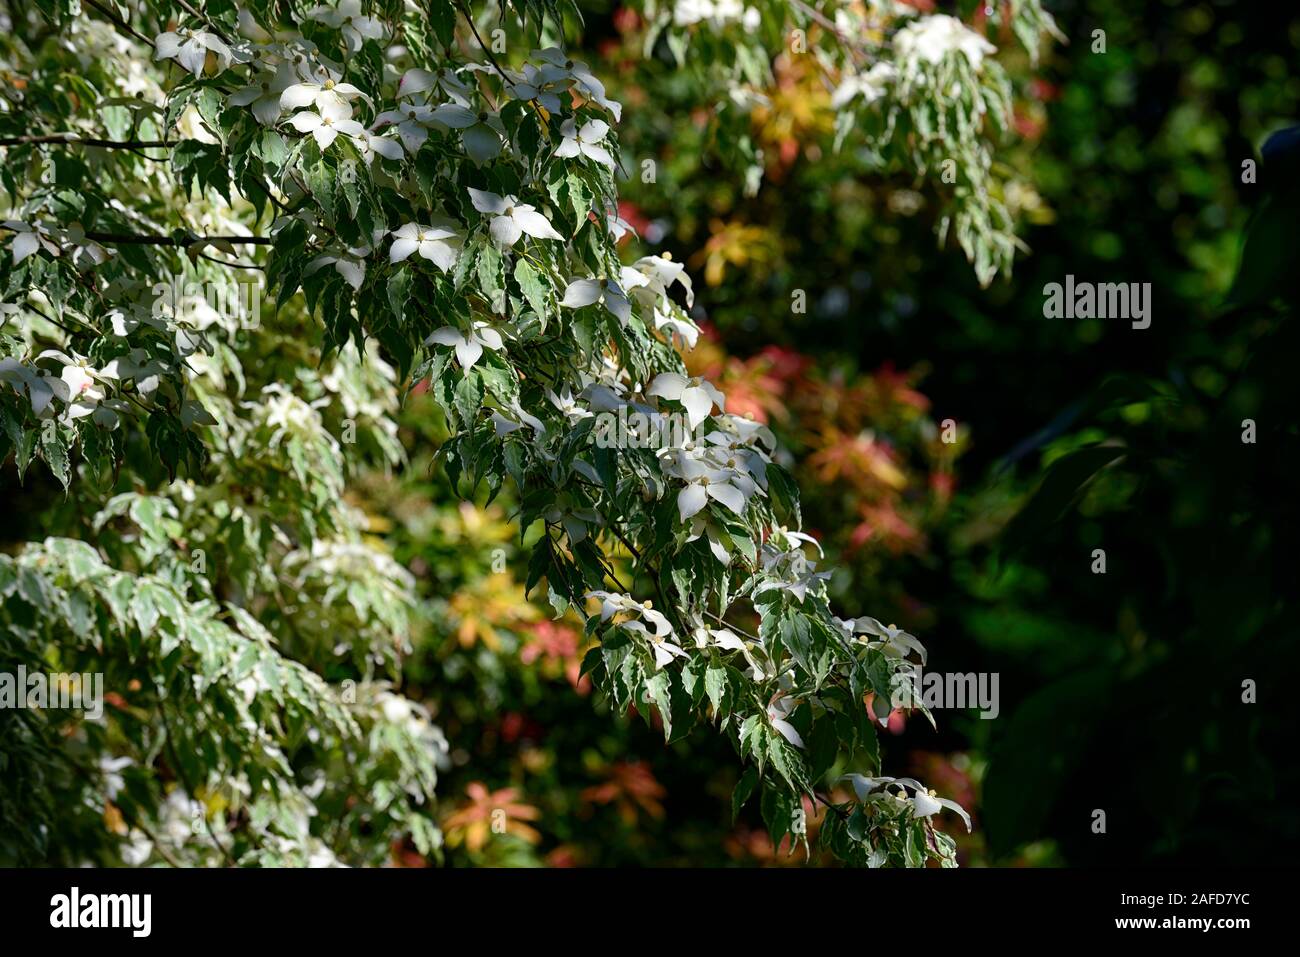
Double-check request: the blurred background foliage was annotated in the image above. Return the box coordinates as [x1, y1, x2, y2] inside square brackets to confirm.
[359, 0, 1298, 866]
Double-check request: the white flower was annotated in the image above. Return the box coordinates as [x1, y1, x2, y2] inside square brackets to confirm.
[587, 591, 685, 669]
[229, 62, 297, 126]
[280, 76, 371, 118]
[842, 616, 928, 664]
[62, 223, 112, 272]
[831, 62, 898, 109]
[397, 67, 472, 104]
[307, 0, 386, 53]
[507, 63, 567, 113]
[646, 372, 725, 429]
[372, 103, 441, 154]
[841, 775, 971, 832]
[767, 692, 805, 748]
[4, 221, 61, 264]
[607, 210, 638, 241]
[389, 220, 463, 271]
[492, 402, 547, 439]
[289, 101, 365, 149]
[154, 29, 232, 78]
[632, 253, 694, 308]
[560, 277, 631, 324]
[37, 349, 119, 420]
[554, 118, 614, 168]
[531, 48, 622, 120]
[547, 387, 592, 423]
[425, 321, 504, 370]
[466, 188, 562, 246]
[894, 14, 996, 71]
[676, 467, 747, 522]
[351, 128, 404, 163]
[305, 243, 373, 290]
[100, 755, 133, 801]
[652, 304, 699, 349]
[431, 105, 505, 164]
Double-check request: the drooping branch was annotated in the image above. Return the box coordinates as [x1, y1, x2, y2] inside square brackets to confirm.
[82, 231, 274, 246]
[0, 135, 171, 149]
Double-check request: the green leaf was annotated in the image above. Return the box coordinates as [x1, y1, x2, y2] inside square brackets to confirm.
[732, 765, 759, 822]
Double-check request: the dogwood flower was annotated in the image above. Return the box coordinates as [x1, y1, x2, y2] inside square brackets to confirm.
[281, 76, 371, 117]
[842, 616, 928, 664]
[841, 774, 972, 831]
[767, 692, 805, 748]
[560, 277, 631, 324]
[646, 372, 725, 429]
[831, 61, 898, 109]
[154, 28, 232, 78]
[894, 14, 996, 71]
[389, 220, 463, 271]
[547, 387, 593, 423]
[305, 243, 374, 290]
[290, 103, 365, 149]
[5, 221, 62, 264]
[372, 102, 441, 153]
[675, 463, 747, 522]
[229, 62, 297, 126]
[632, 252, 695, 308]
[555, 117, 614, 167]
[531, 48, 622, 120]
[350, 128, 404, 163]
[431, 105, 505, 164]
[307, 0, 386, 53]
[507, 63, 567, 113]
[466, 188, 563, 246]
[586, 592, 685, 667]
[425, 321, 504, 370]
[397, 67, 473, 104]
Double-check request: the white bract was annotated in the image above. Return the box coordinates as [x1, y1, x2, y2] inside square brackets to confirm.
[289, 103, 365, 149]
[831, 62, 898, 109]
[646, 372, 725, 429]
[280, 76, 371, 117]
[425, 321, 505, 370]
[154, 29, 233, 78]
[466, 188, 563, 246]
[306, 1, 386, 53]
[4, 221, 61, 264]
[554, 118, 614, 168]
[894, 14, 997, 71]
[229, 63, 297, 126]
[389, 220, 463, 271]
[560, 277, 631, 324]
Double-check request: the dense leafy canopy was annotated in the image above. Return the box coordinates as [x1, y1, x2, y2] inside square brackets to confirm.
[0, 0, 1070, 866]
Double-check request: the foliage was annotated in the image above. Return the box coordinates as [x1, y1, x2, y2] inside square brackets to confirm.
[0, 0, 1066, 865]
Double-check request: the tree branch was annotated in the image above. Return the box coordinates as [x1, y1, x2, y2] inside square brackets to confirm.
[0, 135, 171, 149]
